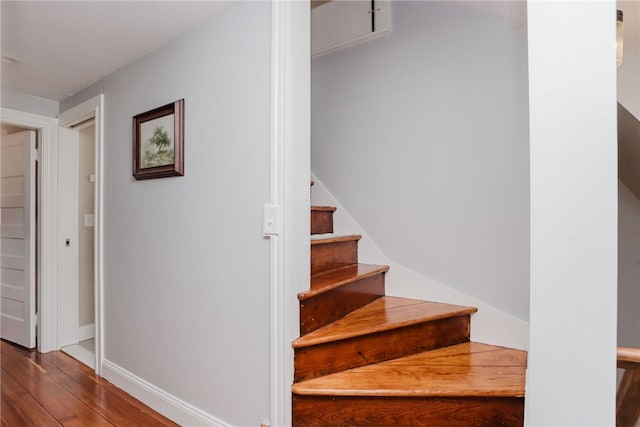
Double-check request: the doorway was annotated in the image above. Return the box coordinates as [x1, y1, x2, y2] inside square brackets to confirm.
[1, 95, 104, 375]
[59, 121, 97, 369]
[56, 94, 104, 374]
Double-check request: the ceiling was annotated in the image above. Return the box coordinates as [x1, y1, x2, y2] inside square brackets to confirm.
[1, 1, 229, 101]
[1, 1, 638, 103]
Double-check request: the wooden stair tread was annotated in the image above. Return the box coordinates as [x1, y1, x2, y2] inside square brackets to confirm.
[310, 233, 361, 245]
[311, 205, 336, 212]
[293, 296, 477, 348]
[292, 342, 526, 398]
[300, 263, 390, 299]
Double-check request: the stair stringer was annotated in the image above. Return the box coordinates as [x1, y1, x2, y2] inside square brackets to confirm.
[311, 173, 529, 350]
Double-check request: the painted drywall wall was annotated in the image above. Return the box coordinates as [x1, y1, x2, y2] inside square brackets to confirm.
[617, 0, 640, 118]
[1, 88, 59, 118]
[61, 3, 271, 425]
[619, 181, 640, 349]
[527, 1, 618, 424]
[311, 1, 530, 320]
[312, 174, 530, 349]
[78, 125, 95, 328]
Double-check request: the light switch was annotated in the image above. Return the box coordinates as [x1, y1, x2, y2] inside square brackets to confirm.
[89, 174, 96, 183]
[263, 204, 280, 236]
[84, 214, 95, 227]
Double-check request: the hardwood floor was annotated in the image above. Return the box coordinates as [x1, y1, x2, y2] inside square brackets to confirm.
[1, 340, 177, 426]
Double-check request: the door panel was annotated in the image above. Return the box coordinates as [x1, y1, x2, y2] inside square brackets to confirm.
[1, 130, 36, 348]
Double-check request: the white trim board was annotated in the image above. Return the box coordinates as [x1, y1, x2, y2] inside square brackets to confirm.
[268, 2, 310, 426]
[1, 107, 59, 353]
[61, 343, 95, 370]
[58, 94, 105, 375]
[101, 360, 232, 427]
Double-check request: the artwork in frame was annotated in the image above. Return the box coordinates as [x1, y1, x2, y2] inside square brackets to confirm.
[133, 99, 184, 180]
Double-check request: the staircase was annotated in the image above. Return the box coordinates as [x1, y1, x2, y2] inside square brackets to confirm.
[291, 205, 527, 426]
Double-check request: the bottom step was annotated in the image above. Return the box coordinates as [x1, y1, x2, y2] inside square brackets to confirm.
[292, 395, 524, 427]
[292, 342, 527, 426]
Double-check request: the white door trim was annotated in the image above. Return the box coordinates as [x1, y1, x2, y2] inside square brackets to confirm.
[58, 94, 105, 375]
[1, 108, 59, 353]
[269, 2, 310, 426]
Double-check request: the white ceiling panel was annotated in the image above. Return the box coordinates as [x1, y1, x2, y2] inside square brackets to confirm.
[1, 1, 229, 101]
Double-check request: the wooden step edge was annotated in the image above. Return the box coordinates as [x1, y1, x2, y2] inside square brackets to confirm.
[298, 264, 390, 301]
[311, 205, 336, 212]
[292, 304, 477, 349]
[291, 384, 526, 398]
[618, 347, 640, 365]
[292, 342, 526, 398]
[310, 234, 361, 245]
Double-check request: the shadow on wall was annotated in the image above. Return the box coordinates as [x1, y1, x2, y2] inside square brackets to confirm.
[619, 103, 640, 201]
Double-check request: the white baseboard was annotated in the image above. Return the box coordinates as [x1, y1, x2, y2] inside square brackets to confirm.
[60, 344, 95, 369]
[78, 323, 95, 341]
[101, 359, 231, 427]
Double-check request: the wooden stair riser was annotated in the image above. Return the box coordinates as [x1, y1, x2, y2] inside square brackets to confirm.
[617, 367, 640, 427]
[295, 206, 526, 426]
[311, 210, 334, 235]
[300, 273, 385, 335]
[294, 315, 471, 382]
[311, 240, 358, 275]
[292, 395, 524, 427]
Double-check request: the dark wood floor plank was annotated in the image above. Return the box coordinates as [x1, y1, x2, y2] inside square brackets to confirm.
[1, 368, 62, 426]
[40, 351, 178, 427]
[42, 352, 177, 426]
[1, 347, 113, 426]
[1, 340, 177, 427]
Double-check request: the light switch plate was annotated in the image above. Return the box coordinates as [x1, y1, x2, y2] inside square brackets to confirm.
[263, 204, 280, 236]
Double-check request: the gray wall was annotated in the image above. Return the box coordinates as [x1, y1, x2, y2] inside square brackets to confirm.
[1, 88, 59, 117]
[619, 181, 640, 349]
[78, 125, 95, 327]
[61, 3, 272, 425]
[311, 1, 530, 320]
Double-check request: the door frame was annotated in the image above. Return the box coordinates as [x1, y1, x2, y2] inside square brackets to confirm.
[269, 2, 310, 425]
[1, 108, 58, 353]
[58, 94, 105, 374]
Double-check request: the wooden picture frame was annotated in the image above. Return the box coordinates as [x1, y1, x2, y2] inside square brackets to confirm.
[133, 99, 184, 180]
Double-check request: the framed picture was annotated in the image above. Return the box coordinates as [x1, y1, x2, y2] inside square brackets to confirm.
[133, 99, 184, 180]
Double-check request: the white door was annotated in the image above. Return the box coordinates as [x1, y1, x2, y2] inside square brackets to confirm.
[1, 130, 36, 348]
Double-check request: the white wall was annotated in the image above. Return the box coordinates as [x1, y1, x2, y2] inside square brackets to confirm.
[617, 0, 640, 118]
[1, 88, 59, 118]
[312, 175, 530, 349]
[311, 1, 530, 320]
[61, 3, 272, 425]
[527, 1, 618, 425]
[619, 181, 640, 349]
[78, 125, 95, 328]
